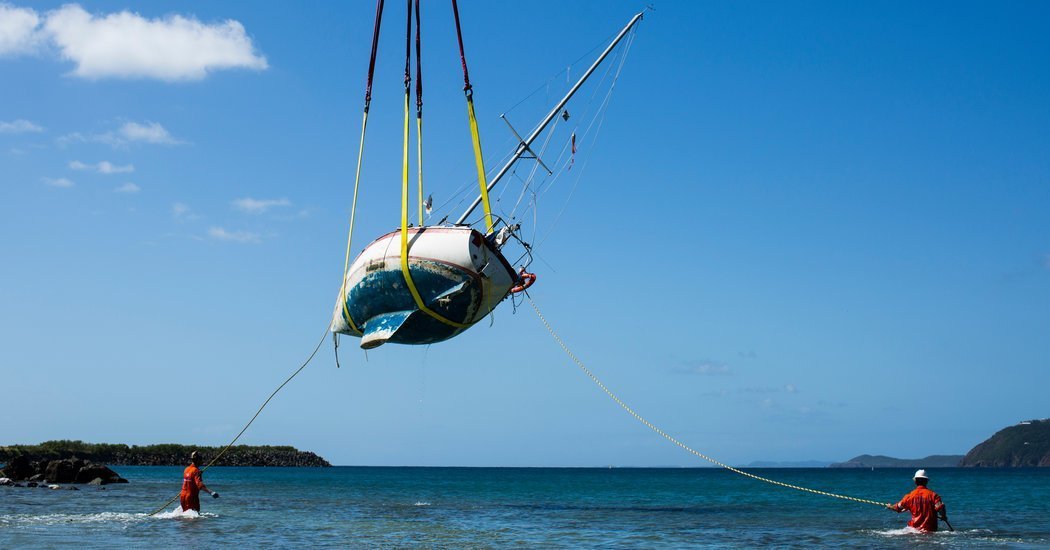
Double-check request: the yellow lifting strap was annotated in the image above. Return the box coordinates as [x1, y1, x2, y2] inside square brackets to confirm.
[400, 90, 470, 330]
[338, 110, 369, 335]
[416, 115, 424, 225]
[465, 93, 494, 233]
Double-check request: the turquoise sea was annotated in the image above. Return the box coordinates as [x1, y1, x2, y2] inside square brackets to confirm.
[1, 466, 1048, 548]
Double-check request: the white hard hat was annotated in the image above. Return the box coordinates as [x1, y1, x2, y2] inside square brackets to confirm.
[913, 469, 928, 480]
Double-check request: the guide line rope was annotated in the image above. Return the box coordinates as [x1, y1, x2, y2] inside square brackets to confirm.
[148, 327, 330, 516]
[526, 295, 886, 508]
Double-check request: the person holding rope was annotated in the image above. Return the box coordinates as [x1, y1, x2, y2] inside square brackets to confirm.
[180, 451, 219, 512]
[886, 469, 948, 532]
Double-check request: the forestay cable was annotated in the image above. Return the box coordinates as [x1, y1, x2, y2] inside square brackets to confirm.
[527, 296, 886, 508]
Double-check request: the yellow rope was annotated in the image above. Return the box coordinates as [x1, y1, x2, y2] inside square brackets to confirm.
[400, 89, 469, 329]
[416, 115, 424, 226]
[527, 296, 886, 508]
[148, 327, 329, 516]
[338, 110, 371, 335]
[465, 94, 493, 233]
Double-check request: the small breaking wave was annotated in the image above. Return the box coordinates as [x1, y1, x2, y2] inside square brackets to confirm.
[1, 512, 150, 527]
[413, 501, 431, 507]
[1, 508, 217, 527]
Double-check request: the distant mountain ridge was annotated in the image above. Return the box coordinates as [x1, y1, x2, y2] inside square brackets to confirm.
[744, 460, 833, 468]
[829, 454, 963, 468]
[960, 419, 1050, 467]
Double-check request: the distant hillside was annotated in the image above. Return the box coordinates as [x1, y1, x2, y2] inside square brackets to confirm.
[960, 419, 1050, 467]
[744, 460, 832, 468]
[829, 454, 963, 468]
[0, 441, 330, 467]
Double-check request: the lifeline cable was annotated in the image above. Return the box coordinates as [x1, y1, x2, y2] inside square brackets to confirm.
[527, 295, 887, 507]
[148, 327, 330, 516]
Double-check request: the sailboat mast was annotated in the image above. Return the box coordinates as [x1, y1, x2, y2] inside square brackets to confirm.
[454, 10, 645, 227]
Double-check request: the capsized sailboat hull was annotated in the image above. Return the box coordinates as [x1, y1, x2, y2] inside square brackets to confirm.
[331, 226, 517, 348]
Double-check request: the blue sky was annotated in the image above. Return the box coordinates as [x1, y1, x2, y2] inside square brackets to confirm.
[1, 1, 1047, 467]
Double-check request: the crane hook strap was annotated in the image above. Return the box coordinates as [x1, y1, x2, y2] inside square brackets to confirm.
[399, 29, 468, 329]
[339, 0, 387, 334]
[527, 296, 886, 508]
[450, 0, 493, 232]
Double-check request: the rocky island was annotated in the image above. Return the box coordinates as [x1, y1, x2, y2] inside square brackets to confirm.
[1, 440, 331, 486]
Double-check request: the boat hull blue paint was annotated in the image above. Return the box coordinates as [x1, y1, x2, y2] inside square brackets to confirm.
[332, 226, 517, 348]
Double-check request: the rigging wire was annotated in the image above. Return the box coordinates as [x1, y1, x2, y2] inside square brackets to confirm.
[427, 23, 639, 224]
[535, 29, 638, 251]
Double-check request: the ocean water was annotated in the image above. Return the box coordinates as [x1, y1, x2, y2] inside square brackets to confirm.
[1, 466, 1047, 548]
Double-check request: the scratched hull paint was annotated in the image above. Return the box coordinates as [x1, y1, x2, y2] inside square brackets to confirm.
[331, 226, 517, 348]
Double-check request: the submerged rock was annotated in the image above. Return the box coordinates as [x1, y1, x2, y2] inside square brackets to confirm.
[75, 464, 119, 484]
[45, 459, 83, 483]
[1, 456, 34, 480]
[2, 457, 129, 485]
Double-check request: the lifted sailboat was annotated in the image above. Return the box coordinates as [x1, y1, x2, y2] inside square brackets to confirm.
[332, 3, 644, 348]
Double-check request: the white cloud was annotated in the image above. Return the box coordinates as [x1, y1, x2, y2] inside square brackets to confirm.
[208, 226, 260, 244]
[114, 182, 140, 193]
[43, 4, 268, 81]
[0, 119, 44, 133]
[676, 360, 731, 376]
[59, 120, 183, 148]
[0, 4, 43, 56]
[69, 159, 134, 173]
[99, 160, 133, 173]
[42, 176, 74, 188]
[232, 197, 291, 214]
[172, 202, 191, 219]
[785, 384, 797, 393]
[119, 121, 179, 144]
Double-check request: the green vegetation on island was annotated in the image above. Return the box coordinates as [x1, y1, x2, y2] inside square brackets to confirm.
[0, 440, 330, 467]
[829, 454, 963, 468]
[830, 419, 1050, 468]
[960, 419, 1050, 467]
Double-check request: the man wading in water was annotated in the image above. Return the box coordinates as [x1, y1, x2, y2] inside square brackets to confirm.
[886, 469, 948, 532]
[181, 451, 219, 512]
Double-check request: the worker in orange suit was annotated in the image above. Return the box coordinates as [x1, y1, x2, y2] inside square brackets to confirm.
[180, 451, 219, 512]
[886, 469, 947, 532]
